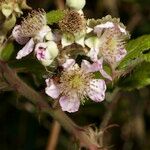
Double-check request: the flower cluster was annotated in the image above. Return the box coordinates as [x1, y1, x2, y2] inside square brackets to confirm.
[12, 0, 130, 112]
[12, 9, 58, 66]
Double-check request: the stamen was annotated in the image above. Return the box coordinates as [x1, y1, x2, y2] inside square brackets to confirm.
[59, 10, 85, 34]
[59, 67, 92, 101]
[99, 27, 126, 63]
[19, 9, 46, 37]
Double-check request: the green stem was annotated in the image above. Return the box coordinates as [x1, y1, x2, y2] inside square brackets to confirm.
[0, 60, 99, 150]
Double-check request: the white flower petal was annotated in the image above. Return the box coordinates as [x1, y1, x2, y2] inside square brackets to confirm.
[85, 36, 100, 49]
[87, 48, 99, 61]
[45, 79, 60, 99]
[36, 25, 52, 42]
[95, 22, 114, 29]
[12, 25, 29, 45]
[75, 36, 85, 47]
[61, 34, 74, 48]
[59, 94, 80, 113]
[96, 59, 112, 81]
[47, 41, 59, 58]
[94, 22, 114, 37]
[87, 79, 106, 102]
[74, 31, 86, 47]
[81, 59, 99, 73]
[86, 27, 93, 33]
[81, 60, 93, 73]
[62, 59, 75, 70]
[81, 59, 112, 80]
[16, 38, 34, 59]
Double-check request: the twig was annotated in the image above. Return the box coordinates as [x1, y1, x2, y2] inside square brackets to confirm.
[46, 121, 61, 150]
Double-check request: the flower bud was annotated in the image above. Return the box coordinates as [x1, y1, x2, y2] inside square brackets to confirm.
[1, 3, 13, 18]
[35, 41, 59, 66]
[66, 0, 86, 10]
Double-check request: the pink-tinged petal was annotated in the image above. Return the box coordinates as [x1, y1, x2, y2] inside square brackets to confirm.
[81, 59, 112, 80]
[12, 25, 29, 45]
[45, 79, 60, 99]
[87, 79, 106, 102]
[116, 48, 127, 62]
[59, 94, 80, 113]
[36, 25, 52, 42]
[62, 59, 75, 70]
[16, 38, 34, 59]
[94, 22, 114, 36]
[34, 43, 47, 60]
[81, 60, 93, 73]
[96, 59, 112, 81]
[87, 48, 99, 61]
[81, 59, 100, 73]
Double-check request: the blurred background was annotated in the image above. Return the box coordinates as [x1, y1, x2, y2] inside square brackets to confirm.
[0, 0, 150, 150]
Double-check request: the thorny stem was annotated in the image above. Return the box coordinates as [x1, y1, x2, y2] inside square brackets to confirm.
[0, 60, 99, 150]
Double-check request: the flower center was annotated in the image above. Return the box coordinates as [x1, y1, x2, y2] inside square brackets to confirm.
[59, 10, 85, 34]
[107, 38, 118, 52]
[69, 73, 85, 89]
[99, 29, 125, 63]
[59, 67, 92, 100]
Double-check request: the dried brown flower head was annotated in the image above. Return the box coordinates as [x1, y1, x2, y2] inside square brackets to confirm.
[59, 10, 85, 34]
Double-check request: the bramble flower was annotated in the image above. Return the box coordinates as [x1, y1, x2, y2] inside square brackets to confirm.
[45, 59, 106, 113]
[85, 37, 112, 80]
[86, 15, 130, 68]
[59, 10, 91, 48]
[12, 9, 58, 65]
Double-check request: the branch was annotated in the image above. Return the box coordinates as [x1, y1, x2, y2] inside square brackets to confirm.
[0, 60, 99, 150]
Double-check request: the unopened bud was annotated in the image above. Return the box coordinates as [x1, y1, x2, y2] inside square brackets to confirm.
[66, 0, 86, 10]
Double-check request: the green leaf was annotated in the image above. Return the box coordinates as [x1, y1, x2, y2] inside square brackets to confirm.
[142, 53, 150, 62]
[0, 42, 14, 61]
[118, 34, 150, 69]
[118, 62, 150, 90]
[46, 10, 65, 25]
